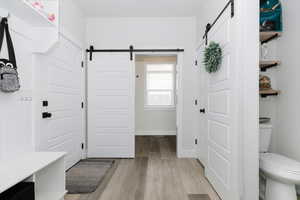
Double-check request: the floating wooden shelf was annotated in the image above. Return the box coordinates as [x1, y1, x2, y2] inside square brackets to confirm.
[260, 89, 280, 97]
[260, 60, 281, 71]
[260, 32, 282, 44]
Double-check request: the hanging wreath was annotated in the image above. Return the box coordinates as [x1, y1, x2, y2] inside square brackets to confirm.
[203, 41, 223, 73]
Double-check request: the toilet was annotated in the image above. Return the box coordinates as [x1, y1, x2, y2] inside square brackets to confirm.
[260, 124, 300, 200]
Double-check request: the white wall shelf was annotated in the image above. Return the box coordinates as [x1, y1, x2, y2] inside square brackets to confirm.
[0, 0, 58, 27]
[0, 0, 60, 53]
[0, 152, 66, 200]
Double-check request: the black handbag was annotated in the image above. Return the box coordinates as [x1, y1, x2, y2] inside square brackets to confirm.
[0, 17, 20, 93]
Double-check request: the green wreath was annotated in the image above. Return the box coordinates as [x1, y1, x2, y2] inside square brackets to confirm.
[203, 41, 223, 73]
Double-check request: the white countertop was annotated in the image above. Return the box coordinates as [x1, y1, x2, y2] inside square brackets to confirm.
[0, 152, 66, 194]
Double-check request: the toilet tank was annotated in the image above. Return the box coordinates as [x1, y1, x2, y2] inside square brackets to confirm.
[260, 124, 272, 153]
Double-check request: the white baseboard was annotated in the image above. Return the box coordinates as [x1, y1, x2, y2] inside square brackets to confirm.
[135, 131, 177, 136]
[177, 148, 196, 158]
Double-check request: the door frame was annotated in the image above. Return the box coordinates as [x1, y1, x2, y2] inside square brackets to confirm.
[34, 34, 86, 169]
[133, 50, 184, 158]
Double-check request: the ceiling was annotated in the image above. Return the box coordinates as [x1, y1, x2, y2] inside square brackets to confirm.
[76, 0, 202, 18]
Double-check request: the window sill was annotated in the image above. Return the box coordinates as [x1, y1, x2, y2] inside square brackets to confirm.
[144, 106, 176, 111]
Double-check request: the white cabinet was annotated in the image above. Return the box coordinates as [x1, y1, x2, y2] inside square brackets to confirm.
[0, 152, 66, 200]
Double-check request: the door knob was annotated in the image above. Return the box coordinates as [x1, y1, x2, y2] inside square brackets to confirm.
[200, 108, 206, 114]
[42, 112, 52, 119]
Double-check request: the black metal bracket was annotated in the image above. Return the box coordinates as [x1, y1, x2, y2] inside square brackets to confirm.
[231, 0, 234, 18]
[203, 0, 234, 45]
[261, 33, 279, 45]
[261, 93, 278, 98]
[130, 45, 134, 61]
[260, 63, 279, 72]
[89, 46, 94, 61]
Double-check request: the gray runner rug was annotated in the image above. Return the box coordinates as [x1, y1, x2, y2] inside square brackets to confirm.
[66, 159, 114, 194]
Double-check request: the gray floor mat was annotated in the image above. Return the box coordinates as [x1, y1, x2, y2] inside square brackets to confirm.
[66, 159, 114, 194]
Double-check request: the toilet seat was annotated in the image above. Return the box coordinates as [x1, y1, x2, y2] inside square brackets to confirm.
[260, 153, 300, 184]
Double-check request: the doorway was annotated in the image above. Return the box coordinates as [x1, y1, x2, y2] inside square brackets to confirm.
[134, 54, 182, 157]
[87, 48, 183, 158]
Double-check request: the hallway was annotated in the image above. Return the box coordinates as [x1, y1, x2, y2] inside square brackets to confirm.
[66, 136, 220, 200]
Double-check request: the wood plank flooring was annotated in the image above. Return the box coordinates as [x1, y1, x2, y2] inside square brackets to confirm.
[65, 136, 220, 200]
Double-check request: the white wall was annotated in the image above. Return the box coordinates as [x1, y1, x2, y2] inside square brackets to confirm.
[135, 56, 177, 135]
[274, 0, 300, 161]
[259, 40, 279, 152]
[86, 17, 197, 156]
[0, 13, 35, 161]
[60, 0, 86, 46]
[0, 1, 85, 161]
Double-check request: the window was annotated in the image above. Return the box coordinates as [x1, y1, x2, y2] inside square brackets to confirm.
[145, 64, 175, 108]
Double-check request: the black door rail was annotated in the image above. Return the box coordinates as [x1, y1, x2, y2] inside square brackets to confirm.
[86, 45, 184, 61]
[203, 0, 234, 45]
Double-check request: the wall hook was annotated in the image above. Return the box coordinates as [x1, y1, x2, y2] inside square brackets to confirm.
[1, 12, 10, 19]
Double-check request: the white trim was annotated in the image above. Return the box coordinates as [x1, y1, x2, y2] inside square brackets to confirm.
[135, 131, 177, 136]
[134, 50, 184, 158]
[178, 148, 196, 158]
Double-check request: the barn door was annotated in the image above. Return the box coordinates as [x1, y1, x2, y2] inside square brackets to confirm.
[35, 37, 84, 170]
[87, 53, 135, 158]
[200, 9, 240, 200]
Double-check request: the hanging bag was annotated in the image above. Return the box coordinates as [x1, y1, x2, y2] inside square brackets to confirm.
[0, 17, 20, 93]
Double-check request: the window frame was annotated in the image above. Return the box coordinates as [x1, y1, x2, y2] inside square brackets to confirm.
[144, 63, 176, 110]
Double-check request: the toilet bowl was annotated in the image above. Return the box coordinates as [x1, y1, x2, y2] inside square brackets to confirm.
[259, 124, 300, 200]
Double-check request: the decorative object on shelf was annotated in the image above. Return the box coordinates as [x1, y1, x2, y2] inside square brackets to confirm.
[25, 0, 56, 23]
[260, 43, 269, 60]
[203, 41, 223, 73]
[260, 0, 282, 32]
[259, 75, 279, 97]
[259, 75, 272, 90]
[0, 18, 20, 93]
[31, 0, 44, 10]
[48, 13, 56, 22]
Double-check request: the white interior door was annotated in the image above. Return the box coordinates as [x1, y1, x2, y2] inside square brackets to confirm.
[195, 47, 207, 165]
[199, 9, 240, 200]
[87, 53, 135, 158]
[35, 37, 84, 170]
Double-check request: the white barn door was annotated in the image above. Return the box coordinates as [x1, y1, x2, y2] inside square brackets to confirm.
[35, 37, 84, 170]
[87, 53, 135, 158]
[199, 9, 240, 200]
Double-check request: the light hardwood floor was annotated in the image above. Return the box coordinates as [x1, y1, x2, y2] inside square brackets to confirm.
[65, 136, 220, 200]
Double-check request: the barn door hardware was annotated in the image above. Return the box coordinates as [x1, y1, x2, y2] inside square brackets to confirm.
[86, 45, 185, 61]
[202, 0, 234, 45]
[42, 112, 52, 119]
